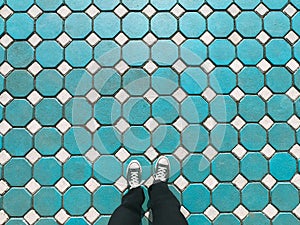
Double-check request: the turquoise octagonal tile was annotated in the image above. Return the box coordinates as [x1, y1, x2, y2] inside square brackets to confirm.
[123, 12, 148, 38]
[6, 99, 33, 126]
[270, 153, 296, 181]
[239, 95, 265, 122]
[94, 126, 121, 154]
[36, 70, 63, 96]
[34, 157, 62, 185]
[4, 128, 32, 156]
[36, 13, 63, 39]
[183, 154, 210, 182]
[271, 183, 299, 211]
[243, 212, 269, 225]
[236, 11, 262, 37]
[123, 97, 150, 125]
[214, 214, 240, 225]
[241, 152, 268, 181]
[152, 125, 180, 153]
[212, 183, 240, 212]
[3, 188, 31, 216]
[34, 187, 62, 216]
[152, 68, 178, 95]
[94, 155, 122, 184]
[7, 13, 34, 40]
[94, 186, 121, 214]
[240, 124, 267, 151]
[36, 0, 63, 11]
[210, 124, 238, 152]
[64, 186, 91, 215]
[64, 127, 92, 155]
[182, 125, 209, 152]
[123, 126, 150, 154]
[242, 183, 269, 211]
[4, 158, 32, 186]
[35, 98, 63, 126]
[182, 184, 210, 213]
[6, 70, 34, 97]
[273, 213, 299, 225]
[64, 156, 92, 185]
[212, 153, 239, 182]
[35, 128, 62, 155]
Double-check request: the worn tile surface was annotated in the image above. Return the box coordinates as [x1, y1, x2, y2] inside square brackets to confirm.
[1, 0, 300, 224]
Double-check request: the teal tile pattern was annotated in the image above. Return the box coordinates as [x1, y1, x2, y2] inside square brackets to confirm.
[1, 1, 300, 225]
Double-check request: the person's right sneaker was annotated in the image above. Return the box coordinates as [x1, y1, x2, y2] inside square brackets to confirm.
[153, 156, 170, 183]
[127, 160, 143, 189]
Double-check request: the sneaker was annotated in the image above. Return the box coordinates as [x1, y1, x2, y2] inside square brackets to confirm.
[154, 156, 170, 183]
[127, 160, 142, 189]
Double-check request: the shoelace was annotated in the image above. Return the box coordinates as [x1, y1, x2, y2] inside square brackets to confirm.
[129, 171, 140, 187]
[155, 166, 167, 181]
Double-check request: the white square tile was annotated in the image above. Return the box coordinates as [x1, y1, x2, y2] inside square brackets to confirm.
[55, 148, 71, 163]
[0, 150, 11, 165]
[203, 175, 219, 190]
[24, 210, 40, 225]
[114, 176, 128, 192]
[232, 174, 248, 190]
[86, 61, 101, 74]
[55, 178, 71, 193]
[173, 146, 189, 161]
[25, 149, 41, 164]
[260, 144, 275, 159]
[0, 180, 9, 195]
[233, 205, 249, 220]
[84, 207, 100, 223]
[172, 88, 188, 103]
[57, 5, 72, 18]
[262, 174, 277, 189]
[227, 4, 241, 17]
[85, 178, 101, 193]
[262, 204, 278, 219]
[85, 147, 100, 162]
[27, 91, 43, 106]
[204, 205, 219, 220]
[171, 4, 185, 17]
[0, 210, 9, 224]
[0, 120, 12, 135]
[174, 175, 189, 191]
[114, 4, 128, 18]
[115, 147, 130, 162]
[199, 4, 213, 17]
[144, 118, 159, 132]
[56, 119, 71, 133]
[115, 118, 130, 133]
[232, 144, 247, 159]
[85, 4, 100, 18]
[142, 4, 156, 18]
[293, 204, 300, 218]
[55, 209, 70, 224]
[173, 117, 188, 132]
[27, 5, 42, 18]
[144, 146, 159, 162]
[25, 179, 41, 194]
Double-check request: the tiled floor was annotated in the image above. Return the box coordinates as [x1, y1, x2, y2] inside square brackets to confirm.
[1, 0, 300, 224]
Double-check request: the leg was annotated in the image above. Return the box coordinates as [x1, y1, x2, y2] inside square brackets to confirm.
[108, 187, 145, 225]
[149, 182, 188, 225]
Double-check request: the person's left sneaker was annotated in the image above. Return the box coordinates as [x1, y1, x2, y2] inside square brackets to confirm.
[153, 156, 170, 183]
[127, 160, 143, 189]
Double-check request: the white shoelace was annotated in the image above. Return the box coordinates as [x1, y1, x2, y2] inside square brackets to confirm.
[129, 171, 140, 187]
[155, 166, 167, 181]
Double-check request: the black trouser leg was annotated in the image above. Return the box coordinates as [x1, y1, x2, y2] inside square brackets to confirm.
[108, 187, 145, 225]
[149, 182, 188, 225]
